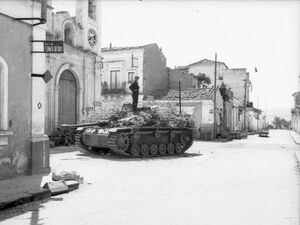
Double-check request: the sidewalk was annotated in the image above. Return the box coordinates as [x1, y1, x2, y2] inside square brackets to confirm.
[289, 130, 300, 145]
[0, 174, 51, 211]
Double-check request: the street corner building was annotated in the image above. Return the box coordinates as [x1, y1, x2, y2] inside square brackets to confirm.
[100, 43, 168, 106]
[0, 0, 51, 180]
[45, 0, 102, 134]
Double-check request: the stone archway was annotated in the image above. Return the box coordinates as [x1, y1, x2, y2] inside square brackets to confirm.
[58, 70, 77, 125]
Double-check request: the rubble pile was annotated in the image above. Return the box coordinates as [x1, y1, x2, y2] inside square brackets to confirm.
[87, 106, 195, 128]
[161, 88, 214, 101]
[81, 105, 122, 123]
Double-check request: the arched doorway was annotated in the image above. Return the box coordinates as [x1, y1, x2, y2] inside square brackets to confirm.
[58, 70, 77, 125]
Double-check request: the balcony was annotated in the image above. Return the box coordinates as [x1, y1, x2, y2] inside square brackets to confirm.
[101, 81, 127, 95]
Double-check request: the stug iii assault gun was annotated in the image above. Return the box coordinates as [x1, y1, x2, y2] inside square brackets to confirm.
[58, 107, 194, 158]
[60, 122, 193, 158]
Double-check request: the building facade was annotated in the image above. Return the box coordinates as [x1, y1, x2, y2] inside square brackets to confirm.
[155, 88, 225, 140]
[45, 0, 102, 134]
[291, 92, 300, 133]
[0, 0, 50, 179]
[177, 59, 252, 131]
[100, 43, 167, 106]
[291, 75, 300, 133]
[247, 108, 265, 132]
[177, 59, 250, 106]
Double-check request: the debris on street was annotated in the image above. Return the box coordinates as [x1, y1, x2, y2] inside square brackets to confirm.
[52, 171, 81, 182]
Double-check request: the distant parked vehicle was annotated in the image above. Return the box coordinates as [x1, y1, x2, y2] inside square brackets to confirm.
[259, 129, 269, 137]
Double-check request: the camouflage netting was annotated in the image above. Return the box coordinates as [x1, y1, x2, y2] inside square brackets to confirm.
[81, 105, 195, 128]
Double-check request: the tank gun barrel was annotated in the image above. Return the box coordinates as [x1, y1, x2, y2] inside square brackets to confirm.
[60, 120, 109, 129]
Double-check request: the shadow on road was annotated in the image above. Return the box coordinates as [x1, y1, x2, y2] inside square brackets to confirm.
[50, 146, 80, 155]
[0, 196, 64, 224]
[76, 149, 202, 162]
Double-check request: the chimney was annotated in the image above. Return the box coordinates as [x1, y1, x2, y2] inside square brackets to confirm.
[109, 42, 112, 49]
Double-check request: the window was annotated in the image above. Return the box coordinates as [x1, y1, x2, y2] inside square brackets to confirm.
[88, 0, 96, 20]
[110, 70, 121, 89]
[0, 56, 8, 130]
[64, 22, 74, 45]
[128, 72, 135, 83]
[131, 54, 138, 68]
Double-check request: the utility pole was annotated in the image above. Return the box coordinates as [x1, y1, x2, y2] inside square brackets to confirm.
[243, 79, 247, 132]
[179, 80, 181, 114]
[213, 53, 217, 139]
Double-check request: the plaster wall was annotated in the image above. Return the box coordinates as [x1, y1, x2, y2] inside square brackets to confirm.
[220, 68, 249, 105]
[0, 14, 31, 179]
[188, 62, 227, 86]
[143, 44, 168, 97]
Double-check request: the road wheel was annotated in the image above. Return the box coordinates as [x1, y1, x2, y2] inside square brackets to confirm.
[167, 143, 175, 154]
[141, 144, 150, 156]
[150, 144, 158, 155]
[117, 133, 130, 152]
[130, 145, 140, 157]
[158, 144, 167, 155]
[180, 132, 192, 147]
[175, 143, 183, 154]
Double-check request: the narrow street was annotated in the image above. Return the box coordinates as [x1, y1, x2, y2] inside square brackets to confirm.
[0, 130, 299, 225]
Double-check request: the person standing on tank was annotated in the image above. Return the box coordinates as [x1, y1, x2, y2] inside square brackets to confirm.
[129, 76, 140, 112]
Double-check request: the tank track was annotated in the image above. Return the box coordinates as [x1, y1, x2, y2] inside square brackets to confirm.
[108, 127, 193, 158]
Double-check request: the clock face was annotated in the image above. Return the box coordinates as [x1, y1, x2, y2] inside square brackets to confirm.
[87, 29, 97, 47]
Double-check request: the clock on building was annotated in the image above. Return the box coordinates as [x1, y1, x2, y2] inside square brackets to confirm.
[87, 29, 97, 47]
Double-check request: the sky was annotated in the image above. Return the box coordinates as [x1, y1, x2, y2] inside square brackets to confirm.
[52, 0, 300, 120]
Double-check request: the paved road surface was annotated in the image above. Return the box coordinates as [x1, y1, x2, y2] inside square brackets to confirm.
[0, 130, 299, 225]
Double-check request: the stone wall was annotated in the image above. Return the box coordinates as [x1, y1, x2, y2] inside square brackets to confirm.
[167, 68, 197, 90]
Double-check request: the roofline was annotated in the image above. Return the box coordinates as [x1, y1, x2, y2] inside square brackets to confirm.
[187, 59, 228, 69]
[227, 68, 247, 71]
[101, 43, 157, 52]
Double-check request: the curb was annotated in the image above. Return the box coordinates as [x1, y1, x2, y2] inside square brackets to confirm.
[0, 188, 51, 211]
[289, 131, 300, 145]
[0, 181, 80, 211]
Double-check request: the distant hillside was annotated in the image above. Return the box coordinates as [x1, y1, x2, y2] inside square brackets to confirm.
[265, 107, 291, 123]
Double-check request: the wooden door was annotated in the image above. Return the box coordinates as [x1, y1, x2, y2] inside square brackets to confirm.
[58, 70, 77, 125]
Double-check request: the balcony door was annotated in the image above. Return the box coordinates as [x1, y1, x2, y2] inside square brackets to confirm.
[110, 70, 121, 89]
